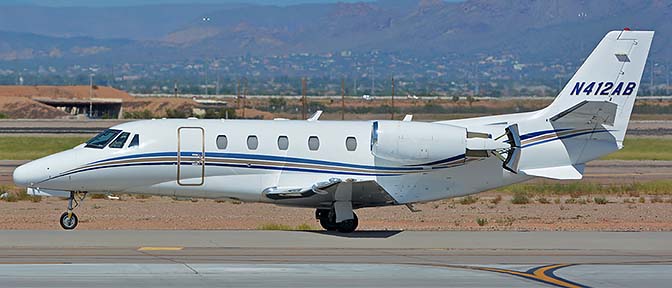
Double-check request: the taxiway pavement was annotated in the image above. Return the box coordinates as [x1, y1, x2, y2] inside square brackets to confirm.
[0, 231, 670, 287]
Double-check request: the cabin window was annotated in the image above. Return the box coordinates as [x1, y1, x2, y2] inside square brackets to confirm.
[85, 129, 121, 149]
[108, 132, 130, 148]
[216, 135, 228, 149]
[247, 135, 259, 150]
[345, 136, 357, 151]
[277, 136, 289, 150]
[129, 134, 139, 148]
[308, 136, 320, 151]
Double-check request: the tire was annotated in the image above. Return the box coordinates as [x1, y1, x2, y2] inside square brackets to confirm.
[59, 212, 78, 230]
[319, 217, 339, 231]
[336, 213, 358, 233]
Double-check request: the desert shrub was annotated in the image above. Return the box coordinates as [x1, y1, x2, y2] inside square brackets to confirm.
[476, 218, 488, 226]
[257, 223, 294, 230]
[537, 197, 551, 204]
[511, 192, 530, 204]
[459, 196, 478, 205]
[594, 197, 608, 205]
[490, 195, 502, 204]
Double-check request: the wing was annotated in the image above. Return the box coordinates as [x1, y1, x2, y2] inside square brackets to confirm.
[262, 179, 397, 209]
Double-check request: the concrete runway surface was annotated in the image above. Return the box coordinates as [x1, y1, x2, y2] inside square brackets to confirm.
[0, 231, 670, 287]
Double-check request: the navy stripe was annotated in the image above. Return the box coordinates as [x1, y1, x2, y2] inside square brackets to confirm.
[206, 152, 427, 171]
[89, 151, 451, 171]
[523, 129, 613, 148]
[518, 128, 572, 141]
[88, 152, 178, 164]
[60, 161, 403, 178]
[207, 163, 402, 176]
[405, 154, 465, 167]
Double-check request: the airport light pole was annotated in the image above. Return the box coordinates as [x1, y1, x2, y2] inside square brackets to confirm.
[301, 77, 307, 119]
[242, 78, 247, 119]
[341, 77, 345, 120]
[391, 76, 395, 120]
[89, 73, 94, 118]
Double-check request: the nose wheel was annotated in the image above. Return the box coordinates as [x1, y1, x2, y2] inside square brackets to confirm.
[60, 212, 78, 230]
[60, 191, 86, 230]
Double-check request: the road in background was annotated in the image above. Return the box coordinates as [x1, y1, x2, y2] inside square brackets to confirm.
[1, 120, 671, 136]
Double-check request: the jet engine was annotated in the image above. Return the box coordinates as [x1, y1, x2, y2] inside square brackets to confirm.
[370, 121, 515, 167]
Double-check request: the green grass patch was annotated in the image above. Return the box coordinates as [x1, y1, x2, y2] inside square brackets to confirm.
[0, 185, 41, 202]
[257, 223, 317, 231]
[604, 137, 672, 161]
[497, 180, 672, 196]
[0, 136, 88, 160]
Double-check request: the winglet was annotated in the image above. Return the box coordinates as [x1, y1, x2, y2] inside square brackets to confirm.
[307, 110, 323, 121]
[402, 115, 413, 122]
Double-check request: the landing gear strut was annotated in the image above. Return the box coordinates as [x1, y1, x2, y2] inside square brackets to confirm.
[60, 192, 86, 230]
[316, 208, 359, 233]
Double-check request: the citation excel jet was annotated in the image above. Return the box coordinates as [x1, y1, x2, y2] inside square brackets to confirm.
[14, 30, 654, 232]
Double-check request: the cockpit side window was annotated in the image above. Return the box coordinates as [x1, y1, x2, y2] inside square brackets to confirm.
[108, 132, 130, 148]
[85, 129, 121, 149]
[129, 134, 140, 148]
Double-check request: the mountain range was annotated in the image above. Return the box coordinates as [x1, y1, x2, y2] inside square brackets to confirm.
[0, 0, 670, 65]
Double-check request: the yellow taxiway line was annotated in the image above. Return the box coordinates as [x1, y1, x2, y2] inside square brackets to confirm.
[137, 247, 184, 251]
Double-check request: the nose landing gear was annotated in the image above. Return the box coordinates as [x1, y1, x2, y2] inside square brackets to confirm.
[59, 192, 86, 230]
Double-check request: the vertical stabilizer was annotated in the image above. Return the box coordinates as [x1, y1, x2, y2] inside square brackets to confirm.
[541, 30, 654, 143]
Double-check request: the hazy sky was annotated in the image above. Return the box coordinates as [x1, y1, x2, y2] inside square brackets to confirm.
[0, 0, 380, 6]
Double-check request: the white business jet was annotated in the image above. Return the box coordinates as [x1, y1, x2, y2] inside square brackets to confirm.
[14, 30, 654, 232]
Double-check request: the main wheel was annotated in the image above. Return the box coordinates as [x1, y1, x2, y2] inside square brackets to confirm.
[319, 217, 339, 231]
[317, 209, 338, 231]
[59, 212, 78, 230]
[336, 212, 358, 233]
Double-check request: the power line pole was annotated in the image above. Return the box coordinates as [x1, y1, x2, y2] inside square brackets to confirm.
[236, 78, 241, 110]
[391, 76, 395, 120]
[89, 73, 94, 118]
[341, 77, 345, 120]
[242, 78, 247, 119]
[301, 77, 307, 119]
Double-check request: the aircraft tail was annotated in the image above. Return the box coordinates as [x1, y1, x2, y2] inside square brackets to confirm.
[540, 29, 654, 143]
[503, 30, 655, 180]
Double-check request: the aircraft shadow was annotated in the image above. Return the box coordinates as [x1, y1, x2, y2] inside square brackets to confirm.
[303, 230, 403, 238]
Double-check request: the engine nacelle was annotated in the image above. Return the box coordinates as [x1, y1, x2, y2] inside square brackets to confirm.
[371, 121, 467, 166]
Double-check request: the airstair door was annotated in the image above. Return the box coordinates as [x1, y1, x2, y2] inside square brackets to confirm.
[177, 127, 205, 186]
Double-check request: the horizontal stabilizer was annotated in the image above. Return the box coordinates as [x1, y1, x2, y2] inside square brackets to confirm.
[550, 100, 617, 127]
[521, 164, 585, 180]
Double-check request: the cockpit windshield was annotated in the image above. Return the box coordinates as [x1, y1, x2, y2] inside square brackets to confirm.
[85, 129, 121, 149]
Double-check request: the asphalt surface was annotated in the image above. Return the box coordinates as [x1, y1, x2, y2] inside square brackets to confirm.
[0, 231, 670, 287]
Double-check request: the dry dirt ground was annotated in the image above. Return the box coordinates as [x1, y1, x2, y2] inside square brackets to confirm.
[2, 193, 671, 231]
[2, 159, 672, 231]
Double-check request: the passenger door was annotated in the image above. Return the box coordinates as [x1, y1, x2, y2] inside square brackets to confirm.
[177, 127, 205, 186]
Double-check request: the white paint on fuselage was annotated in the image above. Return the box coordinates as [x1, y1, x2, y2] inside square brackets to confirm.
[15, 118, 528, 206]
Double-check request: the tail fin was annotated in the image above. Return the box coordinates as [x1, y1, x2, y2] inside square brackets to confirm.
[541, 30, 654, 143]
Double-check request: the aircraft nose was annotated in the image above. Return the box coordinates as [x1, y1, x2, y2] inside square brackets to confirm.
[13, 161, 42, 187]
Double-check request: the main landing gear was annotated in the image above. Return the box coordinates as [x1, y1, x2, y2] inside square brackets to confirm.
[316, 208, 359, 233]
[60, 192, 86, 230]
